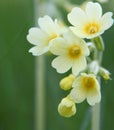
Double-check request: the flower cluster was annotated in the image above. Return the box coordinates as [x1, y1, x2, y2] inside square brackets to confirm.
[27, 2, 113, 117]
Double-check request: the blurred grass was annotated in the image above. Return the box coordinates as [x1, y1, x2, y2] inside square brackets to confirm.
[0, 0, 114, 130]
[0, 0, 35, 130]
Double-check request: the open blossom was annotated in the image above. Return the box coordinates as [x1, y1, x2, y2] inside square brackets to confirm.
[27, 15, 61, 56]
[50, 31, 90, 75]
[68, 2, 113, 39]
[58, 96, 76, 117]
[70, 73, 101, 106]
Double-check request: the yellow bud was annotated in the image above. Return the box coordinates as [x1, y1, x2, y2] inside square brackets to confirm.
[58, 96, 76, 118]
[99, 67, 111, 80]
[102, 72, 110, 80]
[59, 75, 75, 90]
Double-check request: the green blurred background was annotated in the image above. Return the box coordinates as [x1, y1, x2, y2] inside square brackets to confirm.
[0, 0, 114, 130]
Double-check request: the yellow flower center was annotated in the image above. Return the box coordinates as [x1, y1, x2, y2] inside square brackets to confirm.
[83, 76, 95, 89]
[84, 23, 99, 35]
[68, 45, 81, 59]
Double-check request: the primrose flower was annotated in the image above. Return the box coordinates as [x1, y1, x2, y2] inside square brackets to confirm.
[70, 73, 101, 106]
[27, 15, 61, 56]
[58, 96, 76, 117]
[68, 2, 113, 39]
[50, 31, 90, 75]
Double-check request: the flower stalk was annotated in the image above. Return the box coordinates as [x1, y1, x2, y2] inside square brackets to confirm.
[34, 0, 46, 130]
[35, 56, 45, 130]
[92, 36, 104, 52]
[92, 103, 101, 130]
[92, 36, 104, 130]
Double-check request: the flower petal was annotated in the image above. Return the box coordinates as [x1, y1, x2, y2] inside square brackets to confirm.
[51, 56, 73, 73]
[69, 27, 87, 39]
[38, 15, 59, 35]
[68, 7, 87, 26]
[70, 26, 103, 39]
[101, 12, 113, 31]
[27, 27, 47, 45]
[62, 30, 88, 48]
[86, 2, 102, 20]
[87, 87, 101, 106]
[77, 39, 90, 56]
[29, 45, 49, 56]
[70, 87, 86, 103]
[50, 38, 68, 55]
[72, 56, 87, 75]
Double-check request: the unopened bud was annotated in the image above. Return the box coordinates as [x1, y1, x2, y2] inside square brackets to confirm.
[99, 67, 111, 80]
[59, 74, 75, 90]
[58, 96, 76, 117]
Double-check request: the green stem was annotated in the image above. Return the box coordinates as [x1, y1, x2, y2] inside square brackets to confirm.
[92, 36, 105, 52]
[91, 36, 104, 130]
[92, 103, 101, 130]
[35, 56, 45, 130]
[34, 0, 46, 130]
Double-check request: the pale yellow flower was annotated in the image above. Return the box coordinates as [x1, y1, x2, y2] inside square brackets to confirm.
[70, 73, 101, 106]
[68, 2, 113, 39]
[58, 96, 76, 117]
[27, 15, 61, 56]
[50, 31, 90, 75]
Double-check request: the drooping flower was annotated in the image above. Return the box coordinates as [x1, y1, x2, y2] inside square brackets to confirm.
[70, 73, 101, 106]
[68, 2, 113, 39]
[58, 96, 76, 117]
[27, 15, 61, 56]
[50, 31, 90, 75]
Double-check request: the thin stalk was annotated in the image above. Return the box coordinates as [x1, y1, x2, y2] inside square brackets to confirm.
[92, 37, 104, 130]
[34, 0, 46, 130]
[92, 70, 102, 130]
[92, 93, 101, 130]
[35, 56, 45, 130]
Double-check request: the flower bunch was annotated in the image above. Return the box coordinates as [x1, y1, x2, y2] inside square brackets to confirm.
[27, 2, 113, 117]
